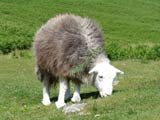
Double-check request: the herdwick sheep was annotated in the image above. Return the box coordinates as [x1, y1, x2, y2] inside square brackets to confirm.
[33, 14, 124, 108]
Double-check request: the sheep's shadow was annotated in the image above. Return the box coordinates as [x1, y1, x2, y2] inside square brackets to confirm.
[50, 91, 99, 102]
[50, 90, 119, 102]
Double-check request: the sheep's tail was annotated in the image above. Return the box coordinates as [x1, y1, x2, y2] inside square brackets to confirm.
[35, 65, 58, 86]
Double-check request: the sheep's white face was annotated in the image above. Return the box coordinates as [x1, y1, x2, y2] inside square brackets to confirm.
[89, 62, 124, 97]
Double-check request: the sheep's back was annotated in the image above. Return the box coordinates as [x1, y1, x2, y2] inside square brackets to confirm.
[33, 14, 103, 77]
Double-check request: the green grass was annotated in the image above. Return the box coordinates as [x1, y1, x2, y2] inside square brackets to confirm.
[0, 55, 160, 120]
[0, 1, 160, 119]
[0, 0, 160, 59]
[0, 0, 160, 119]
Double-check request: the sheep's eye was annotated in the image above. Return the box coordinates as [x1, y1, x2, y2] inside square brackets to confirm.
[99, 76, 103, 79]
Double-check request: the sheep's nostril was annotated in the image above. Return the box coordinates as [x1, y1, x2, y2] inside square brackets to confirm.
[104, 94, 109, 97]
[100, 92, 110, 97]
[105, 92, 112, 96]
[100, 90, 113, 97]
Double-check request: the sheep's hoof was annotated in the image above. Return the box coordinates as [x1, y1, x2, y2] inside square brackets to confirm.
[55, 101, 66, 109]
[71, 94, 81, 103]
[42, 99, 51, 106]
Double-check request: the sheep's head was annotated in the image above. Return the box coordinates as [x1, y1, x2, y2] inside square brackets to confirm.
[89, 62, 124, 97]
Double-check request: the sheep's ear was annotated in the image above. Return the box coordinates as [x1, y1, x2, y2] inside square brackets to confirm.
[89, 66, 98, 74]
[109, 64, 124, 75]
[114, 68, 124, 75]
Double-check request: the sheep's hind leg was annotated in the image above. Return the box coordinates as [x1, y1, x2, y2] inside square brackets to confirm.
[65, 80, 71, 100]
[55, 79, 68, 108]
[71, 84, 81, 103]
[42, 75, 51, 106]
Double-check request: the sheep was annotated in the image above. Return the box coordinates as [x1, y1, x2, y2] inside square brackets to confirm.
[33, 14, 124, 108]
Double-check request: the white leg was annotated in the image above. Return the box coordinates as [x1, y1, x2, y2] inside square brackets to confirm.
[71, 84, 81, 103]
[55, 79, 68, 108]
[42, 76, 51, 106]
[65, 80, 71, 100]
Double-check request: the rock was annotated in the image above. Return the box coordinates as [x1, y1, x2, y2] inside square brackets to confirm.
[62, 103, 87, 114]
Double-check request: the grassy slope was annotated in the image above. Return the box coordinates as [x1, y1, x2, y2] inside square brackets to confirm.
[0, 0, 160, 119]
[0, 56, 160, 120]
[0, 0, 160, 53]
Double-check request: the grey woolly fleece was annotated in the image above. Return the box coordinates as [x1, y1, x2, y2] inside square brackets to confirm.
[33, 14, 107, 83]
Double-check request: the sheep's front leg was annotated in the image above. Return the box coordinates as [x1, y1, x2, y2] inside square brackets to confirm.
[42, 76, 51, 106]
[55, 79, 68, 108]
[71, 84, 81, 103]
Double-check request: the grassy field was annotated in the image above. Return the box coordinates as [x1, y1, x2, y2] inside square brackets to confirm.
[0, 0, 160, 119]
[0, 0, 160, 59]
[0, 55, 160, 120]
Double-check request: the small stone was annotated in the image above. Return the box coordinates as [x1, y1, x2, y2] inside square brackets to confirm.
[95, 114, 100, 117]
[62, 103, 87, 114]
